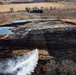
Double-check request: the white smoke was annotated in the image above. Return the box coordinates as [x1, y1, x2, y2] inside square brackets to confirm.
[0, 49, 38, 75]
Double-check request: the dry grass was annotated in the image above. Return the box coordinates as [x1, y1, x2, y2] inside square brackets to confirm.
[58, 1, 76, 9]
[0, 2, 76, 26]
[0, 35, 6, 39]
[0, 2, 76, 12]
[0, 2, 64, 12]
[0, 12, 38, 26]
[12, 49, 51, 60]
[60, 19, 76, 24]
[0, 49, 52, 60]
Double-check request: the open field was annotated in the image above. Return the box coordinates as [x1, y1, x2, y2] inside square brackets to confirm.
[0, 9, 76, 26]
[0, 2, 76, 26]
[0, 2, 64, 12]
[0, 2, 76, 75]
[0, 2, 76, 12]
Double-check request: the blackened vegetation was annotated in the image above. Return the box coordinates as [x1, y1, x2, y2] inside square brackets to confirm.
[30, 10, 43, 14]
[0, 28, 76, 59]
[0, 39, 27, 50]
[32, 60, 47, 75]
[0, 22, 31, 27]
[0, 23, 76, 75]
[26, 7, 43, 14]
[44, 59, 76, 75]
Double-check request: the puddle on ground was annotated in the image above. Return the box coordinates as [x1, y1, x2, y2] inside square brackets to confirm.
[13, 18, 57, 23]
[0, 27, 14, 35]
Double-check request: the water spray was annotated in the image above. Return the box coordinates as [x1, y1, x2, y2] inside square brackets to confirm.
[0, 49, 38, 75]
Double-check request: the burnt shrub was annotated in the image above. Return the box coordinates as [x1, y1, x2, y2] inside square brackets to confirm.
[59, 60, 76, 75]
[44, 59, 76, 75]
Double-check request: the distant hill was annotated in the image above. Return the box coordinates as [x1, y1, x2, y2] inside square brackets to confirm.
[0, 0, 76, 4]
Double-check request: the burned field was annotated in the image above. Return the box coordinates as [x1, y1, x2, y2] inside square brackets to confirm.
[0, 1, 76, 75]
